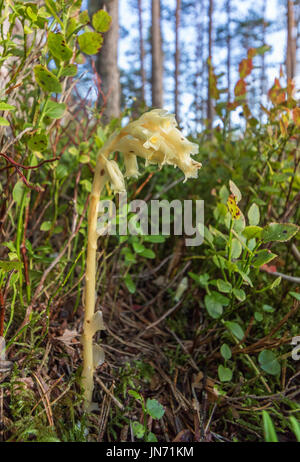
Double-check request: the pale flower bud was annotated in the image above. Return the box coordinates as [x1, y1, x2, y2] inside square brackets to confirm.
[104, 159, 126, 192]
[124, 153, 139, 178]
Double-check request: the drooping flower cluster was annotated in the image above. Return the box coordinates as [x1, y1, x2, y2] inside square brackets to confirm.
[103, 109, 202, 191]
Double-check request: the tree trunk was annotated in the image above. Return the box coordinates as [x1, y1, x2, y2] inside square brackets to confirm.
[138, 0, 146, 104]
[286, 0, 297, 80]
[174, 0, 181, 123]
[89, 0, 120, 122]
[151, 0, 163, 108]
[207, 0, 213, 131]
[260, 1, 267, 118]
[194, 0, 204, 133]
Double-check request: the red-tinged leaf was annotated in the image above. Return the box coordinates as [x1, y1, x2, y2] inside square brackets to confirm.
[247, 47, 257, 59]
[234, 79, 247, 98]
[292, 107, 300, 127]
[242, 103, 251, 118]
[268, 78, 286, 105]
[279, 65, 284, 78]
[287, 79, 295, 99]
[261, 264, 277, 273]
[227, 101, 239, 111]
[239, 58, 253, 78]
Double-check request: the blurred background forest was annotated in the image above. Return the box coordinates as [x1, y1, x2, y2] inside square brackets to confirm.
[82, 0, 300, 132]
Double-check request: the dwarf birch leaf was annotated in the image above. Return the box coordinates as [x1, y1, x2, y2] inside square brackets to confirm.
[34, 65, 62, 93]
[44, 101, 66, 119]
[78, 31, 103, 55]
[27, 132, 48, 151]
[92, 10, 111, 32]
[48, 32, 72, 61]
[61, 64, 77, 77]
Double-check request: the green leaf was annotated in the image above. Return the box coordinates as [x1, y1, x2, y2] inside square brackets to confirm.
[144, 235, 165, 243]
[252, 249, 277, 268]
[140, 249, 155, 259]
[261, 223, 299, 243]
[225, 321, 244, 341]
[0, 117, 9, 126]
[217, 279, 232, 293]
[124, 274, 136, 294]
[146, 399, 165, 419]
[269, 276, 281, 290]
[236, 268, 253, 287]
[289, 416, 300, 442]
[218, 365, 233, 382]
[34, 65, 62, 93]
[248, 203, 260, 226]
[48, 32, 73, 61]
[79, 10, 90, 25]
[92, 9, 112, 32]
[233, 288, 246, 302]
[132, 242, 145, 253]
[289, 291, 300, 302]
[61, 64, 77, 77]
[12, 180, 25, 205]
[242, 225, 262, 240]
[132, 421, 145, 439]
[254, 311, 263, 322]
[0, 260, 22, 272]
[40, 221, 52, 231]
[258, 350, 280, 375]
[204, 294, 223, 319]
[220, 343, 232, 360]
[262, 411, 278, 442]
[78, 31, 103, 55]
[27, 132, 48, 151]
[44, 101, 66, 119]
[0, 101, 16, 111]
[263, 304, 275, 313]
[146, 432, 158, 442]
[128, 389, 143, 401]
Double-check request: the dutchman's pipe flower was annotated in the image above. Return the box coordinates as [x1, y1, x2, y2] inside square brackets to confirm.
[117, 109, 202, 181]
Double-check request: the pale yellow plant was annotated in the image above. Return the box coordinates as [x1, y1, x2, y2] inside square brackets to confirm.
[81, 109, 202, 410]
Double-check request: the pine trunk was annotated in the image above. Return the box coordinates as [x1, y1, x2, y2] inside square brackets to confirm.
[151, 0, 163, 108]
[174, 0, 181, 123]
[89, 0, 120, 122]
[138, 0, 146, 103]
[286, 0, 296, 80]
[207, 0, 213, 131]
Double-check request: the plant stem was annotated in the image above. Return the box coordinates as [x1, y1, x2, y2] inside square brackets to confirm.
[81, 132, 123, 410]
